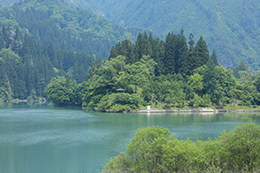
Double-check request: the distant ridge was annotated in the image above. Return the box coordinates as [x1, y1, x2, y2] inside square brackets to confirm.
[67, 0, 260, 70]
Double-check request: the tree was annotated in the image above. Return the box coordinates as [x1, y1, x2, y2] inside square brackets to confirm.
[134, 32, 144, 62]
[188, 73, 204, 96]
[181, 33, 197, 76]
[104, 127, 173, 173]
[255, 76, 260, 92]
[203, 59, 217, 98]
[83, 55, 126, 107]
[154, 40, 165, 76]
[210, 49, 218, 66]
[188, 33, 195, 51]
[65, 74, 70, 88]
[0, 35, 5, 50]
[108, 45, 119, 60]
[163, 32, 176, 75]
[175, 28, 188, 74]
[140, 55, 157, 78]
[216, 120, 260, 171]
[44, 77, 72, 105]
[121, 39, 135, 64]
[215, 66, 236, 96]
[194, 36, 209, 67]
[117, 61, 149, 93]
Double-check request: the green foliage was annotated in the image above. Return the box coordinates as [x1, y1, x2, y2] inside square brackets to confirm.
[0, 21, 95, 100]
[189, 93, 203, 107]
[44, 77, 86, 105]
[0, 0, 141, 59]
[211, 120, 260, 172]
[95, 93, 141, 112]
[188, 73, 204, 96]
[70, 0, 260, 70]
[103, 120, 260, 172]
[104, 126, 173, 172]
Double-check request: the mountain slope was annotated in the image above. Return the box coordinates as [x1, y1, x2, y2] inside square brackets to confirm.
[0, 0, 144, 58]
[0, 0, 145, 101]
[0, 0, 17, 7]
[67, 0, 260, 70]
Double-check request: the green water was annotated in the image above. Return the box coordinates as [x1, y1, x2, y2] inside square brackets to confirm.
[1, 102, 260, 173]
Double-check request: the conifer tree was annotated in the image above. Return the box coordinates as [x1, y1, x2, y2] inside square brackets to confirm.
[134, 32, 144, 62]
[17, 62, 27, 99]
[210, 49, 218, 66]
[0, 35, 5, 50]
[188, 33, 195, 51]
[164, 32, 175, 75]
[181, 33, 196, 76]
[142, 38, 153, 57]
[108, 45, 118, 60]
[154, 40, 165, 76]
[194, 36, 209, 67]
[203, 59, 217, 98]
[1, 25, 8, 48]
[13, 27, 21, 54]
[176, 28, 188, 74]
[65, 74, 70, 88]
[121, 39, 135, 64]
[25, 58, 36, 96]
[14, 26, 20, 41]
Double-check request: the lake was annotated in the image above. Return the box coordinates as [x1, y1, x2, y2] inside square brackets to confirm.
[1, 102, 260, 173]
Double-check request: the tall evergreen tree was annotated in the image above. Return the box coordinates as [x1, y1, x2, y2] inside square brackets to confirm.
[134, 32, 144, 62]
[188, 33, 195, 51]
[175, 28, 188, 74]
[121, 39, 135, 64]
[108, 45, 119, 60]
[210, 49, 218, 66]
[65, 74, 70, 88]
[1, 24, 8, 48]
[17, 62, 27, 99]
[0, 35, 5, 50]
[203, 59, 217, 97]
[163, 33, 175, 75]
[194, 36, 209, 67]
[154, 40, 165, 76]
[181, 33, 197, 76]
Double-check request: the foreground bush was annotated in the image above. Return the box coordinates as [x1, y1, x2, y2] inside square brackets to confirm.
[103, 120, 260, 173]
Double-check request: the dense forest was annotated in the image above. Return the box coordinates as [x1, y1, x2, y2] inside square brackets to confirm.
[0, 24, 94, 101]
[0, 0, 145, 101]
[45, 30, 260, 111]
[64, 0, 260, 70]
[1, 0, 260, 70]
[0, 0, 143, 58]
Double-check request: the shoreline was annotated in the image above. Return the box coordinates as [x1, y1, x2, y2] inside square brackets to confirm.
[104, 108, 260, 114]
[0, 99, 46, 103]
[2, 101, 260, 114]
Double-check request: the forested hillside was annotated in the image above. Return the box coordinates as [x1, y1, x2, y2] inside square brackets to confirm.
[67, 0, 260, 70]
[0, 0, 143, 58]
[2, 0, 259, 70]
[0, 24, 95, 101]
[0, 0, 16, 7]
[0, 0, 143, 101]
[45, 30, 260, 110]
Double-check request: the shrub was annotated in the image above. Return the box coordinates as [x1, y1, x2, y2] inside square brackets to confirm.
[95, 93, 142, 111]
[216, 120, 260, 171]
[103, 121, 260, 172]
